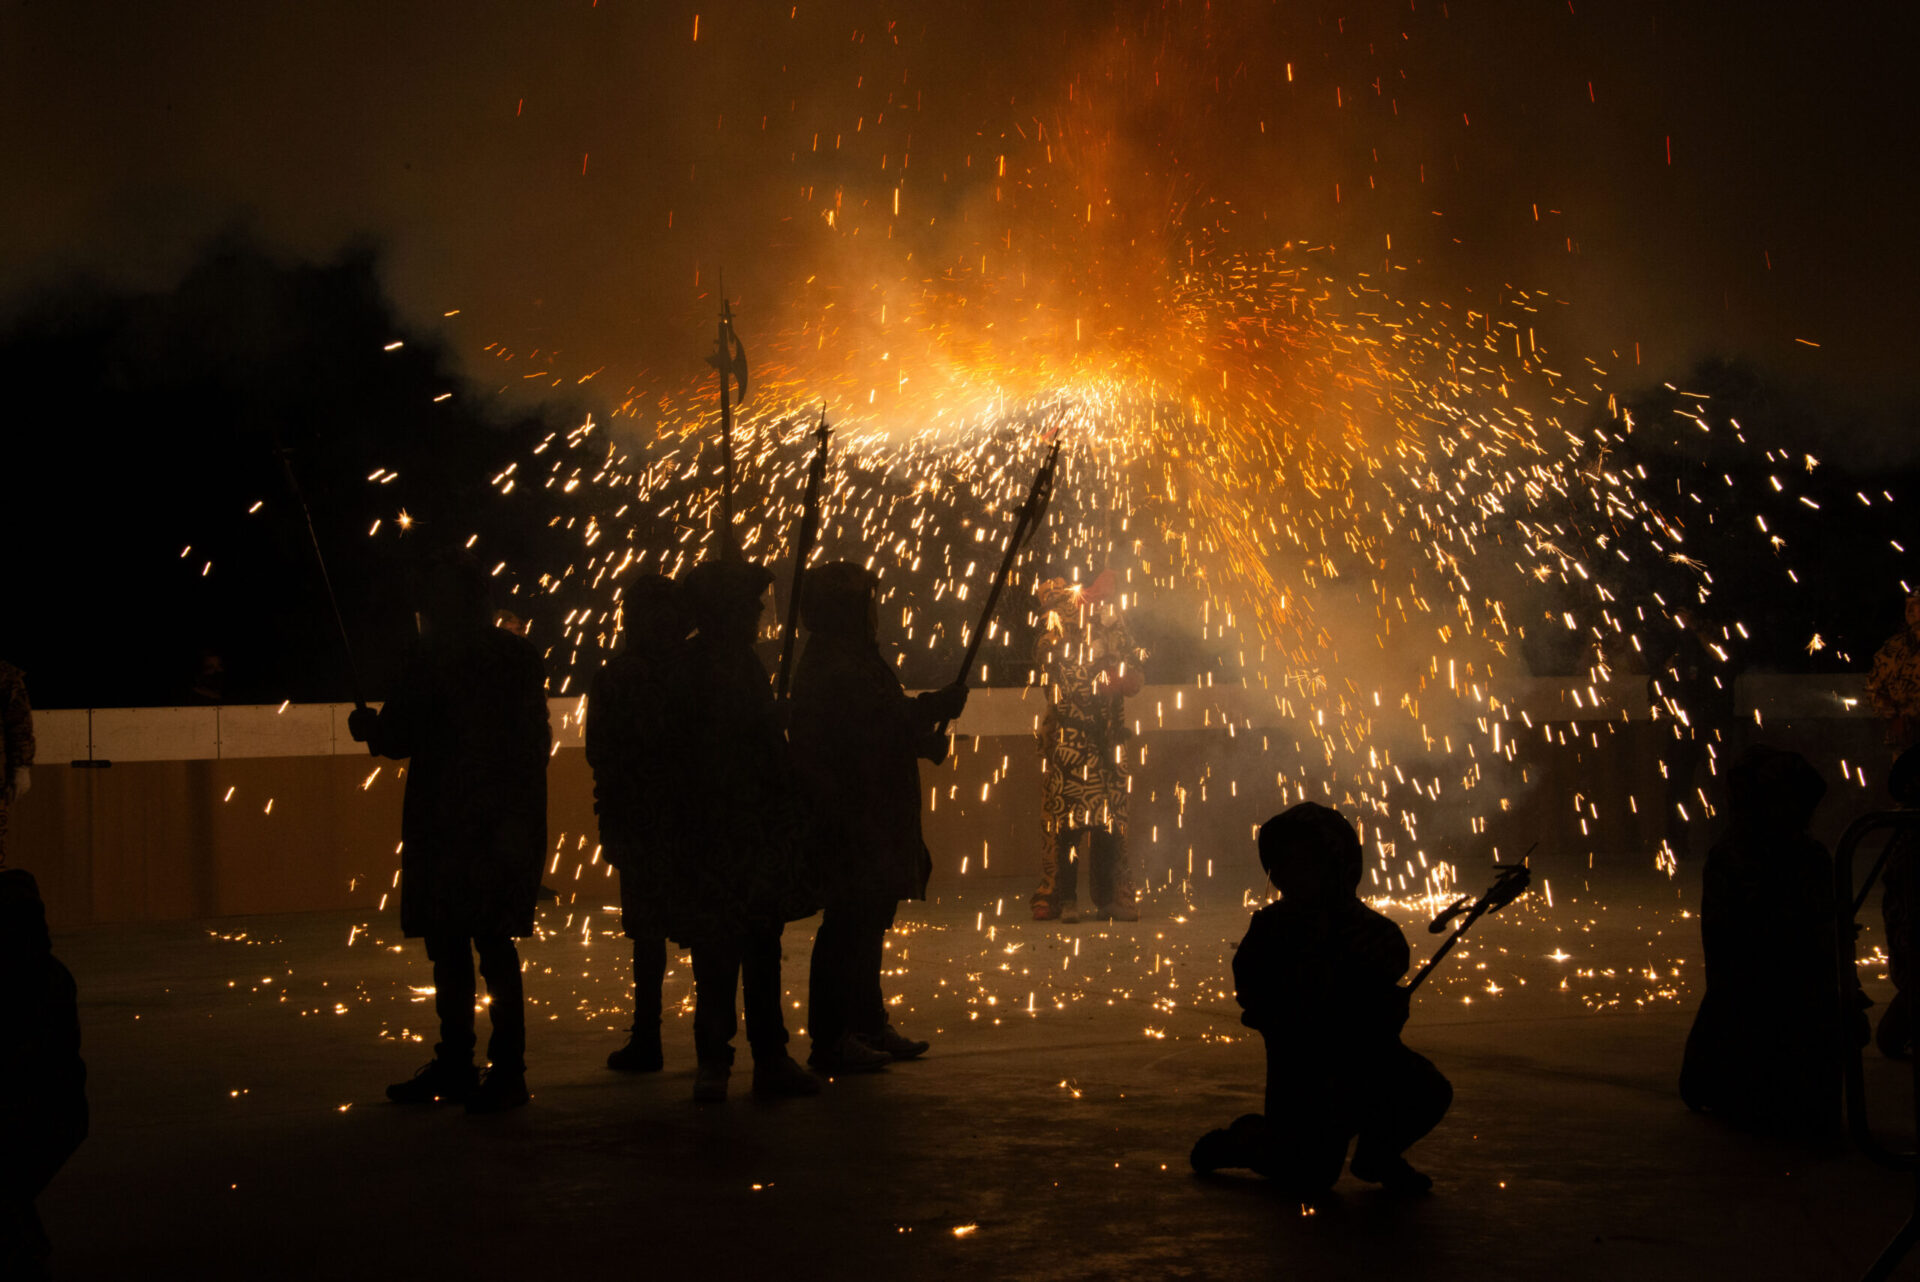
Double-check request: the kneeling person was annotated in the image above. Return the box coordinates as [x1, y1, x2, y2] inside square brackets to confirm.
[1192, 803, 1451, 1194]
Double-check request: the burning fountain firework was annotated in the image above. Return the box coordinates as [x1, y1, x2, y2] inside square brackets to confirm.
[413, 2, 1891, 912]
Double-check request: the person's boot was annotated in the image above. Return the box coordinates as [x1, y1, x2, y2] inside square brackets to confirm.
[464, 1067, 530, 1114]
[751, 1052, 823, 1098]
[1032, 897, 1061, 921]
[693, 1062, 731, 1103]
[386, 1058, 478, 1104]
[1349, 1149, 1433, 1194]
[1190, 1128, 1241, 1174]
[607, 1029, 665, 1072]
[861, 1024, 930, 1061]
[808, 1033, 891, 1073]
[1058, 899, 1080, 923]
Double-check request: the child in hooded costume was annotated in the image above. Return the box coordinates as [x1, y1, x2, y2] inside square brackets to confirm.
[789, 561, 967, 1072]
[350, 552, 551, 1114]
[1680, 745, 1856, 1138]
[586, 574, 695, 1072]
[1192, 802, 1451, 1195]
[676, 558, 820, 1101]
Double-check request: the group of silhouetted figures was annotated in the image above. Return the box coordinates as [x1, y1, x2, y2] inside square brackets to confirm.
[346, 554, 969, 1110]
[13, 570, 1920, 1277]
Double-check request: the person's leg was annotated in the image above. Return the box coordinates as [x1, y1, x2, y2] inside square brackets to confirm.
[633, 935, 667, 1032]
[424, 934, 478, 1066]
[808, 907, 852, 1052]
[849, 899, 898, 1037]
[742, 924, 790, 1059]
[1087, 826, 1112, 912]
[389, 935, 482, 1102]
[1033, 760, 1076, 919]
[744, 924, 820, 1096]
[1350, 1045, 1451, 1191]
[474, 935, 526, 1074]
[691, 941, 742, 1069]
[1033, 824, 1067, 917]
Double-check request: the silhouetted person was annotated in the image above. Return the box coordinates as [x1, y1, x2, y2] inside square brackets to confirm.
[586, 574, 693, 1072]
[1031, 570, 1145, 922]
[1191, 803, 1451, 1195]
[1, 658, 32, 868]
[790, 562, 967, 1073]
[1680, 745, 1853, 1140]
[348, 553, 550, 1114]
[678, 558, 819, 1102]
[1876, 747, 1920, 1060]
[0, 870, 86, 1281]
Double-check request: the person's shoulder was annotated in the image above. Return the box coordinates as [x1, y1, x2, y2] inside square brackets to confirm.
[1349, 897, 1406, 938]
[1243, 899, 1290, 936]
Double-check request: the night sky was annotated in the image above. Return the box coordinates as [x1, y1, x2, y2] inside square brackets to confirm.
[3, 1, 1917, 708]
[5, 1, 1915, 402]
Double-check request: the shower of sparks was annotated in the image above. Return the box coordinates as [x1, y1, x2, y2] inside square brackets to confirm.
[334, 7, 1901, 997]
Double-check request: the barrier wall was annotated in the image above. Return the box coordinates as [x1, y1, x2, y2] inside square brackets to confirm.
[8, 677, 1884, 928]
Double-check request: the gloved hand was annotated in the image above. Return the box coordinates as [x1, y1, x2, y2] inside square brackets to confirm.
[922, 682, 969, 722]
[4, 767, 26, 800]
[347, 707, 378, 744]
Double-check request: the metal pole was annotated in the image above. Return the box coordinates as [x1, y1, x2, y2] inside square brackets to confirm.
[775, 407, 831, 701]
[717, 299, 736, 554]
[276, 448, 367, 710]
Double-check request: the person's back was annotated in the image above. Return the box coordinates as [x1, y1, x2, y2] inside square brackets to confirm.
[384, 625, 550, 914]
[587, 584, 694, 855]
[349, 553, 549, 1114]
[1681, 745, 1847, 1137]
[585, 574, 694, 1072]
[1235, 894, 1410, 1085]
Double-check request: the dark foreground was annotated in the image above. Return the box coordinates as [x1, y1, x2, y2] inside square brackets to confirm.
[38, 871, 1920, 1280]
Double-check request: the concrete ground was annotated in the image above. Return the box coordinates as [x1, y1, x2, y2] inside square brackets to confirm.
[34, 867, 1920, 1280]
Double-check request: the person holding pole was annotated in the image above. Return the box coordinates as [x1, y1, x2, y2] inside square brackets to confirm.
[349, 552, 551, 1114]
[1190, 803, 1452, 1194]
[791, 562, 967, 1072]
[678, 558, 820, 1101]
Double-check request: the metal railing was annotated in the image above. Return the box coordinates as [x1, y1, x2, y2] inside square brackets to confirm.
[1833, 808, 1920, 1280]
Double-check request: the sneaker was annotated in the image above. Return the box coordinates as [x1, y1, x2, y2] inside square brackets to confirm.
[1350, 1150, 1433, 1194]
[751, 1053, 823, 1098]
[386, 1058, 478, 1105]
[808, 1033, 891, 1073]
[464, 1068, 530, 1115]
[1059, 901, 1080, 923]
[861, 1025, 930, 1061]
[607, 1032, 665, 1073]
[693, 1063, 731, 1103]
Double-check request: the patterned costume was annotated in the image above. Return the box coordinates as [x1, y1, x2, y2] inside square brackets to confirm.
[1031, 575, 1145, 920]
[1, 662, 35, 868]
[1866, 593, 1920, 749]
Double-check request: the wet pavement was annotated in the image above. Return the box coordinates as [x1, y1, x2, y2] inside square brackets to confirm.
[36, 867, 1920, 1280]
